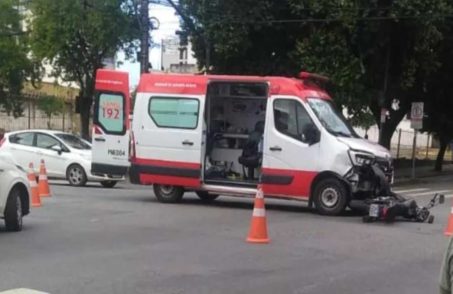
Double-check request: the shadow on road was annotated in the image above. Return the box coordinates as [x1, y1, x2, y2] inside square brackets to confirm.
[117, 194, 364, 217]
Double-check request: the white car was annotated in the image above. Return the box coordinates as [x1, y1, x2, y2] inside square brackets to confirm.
[0, 154, 30, 231]
[0, 130, 123, 187]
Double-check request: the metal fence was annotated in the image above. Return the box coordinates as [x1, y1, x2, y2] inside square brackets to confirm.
[354, 125, 448, 162]
[0, 98, 80, 134]
[391, 129, 451, 161]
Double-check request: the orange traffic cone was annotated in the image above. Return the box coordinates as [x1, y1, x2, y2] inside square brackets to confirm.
[445, 199, 453, 236]
[28, 163, 41, 208]
[246, 185, 270, 244]
[38, 160, 51, 197]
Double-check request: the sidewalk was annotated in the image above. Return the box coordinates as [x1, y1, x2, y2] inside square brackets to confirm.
[394, 163, 453, 184]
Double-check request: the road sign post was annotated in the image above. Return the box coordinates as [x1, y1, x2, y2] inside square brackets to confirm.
[410, 102, 424, 130]
[410, 102, 424, 179]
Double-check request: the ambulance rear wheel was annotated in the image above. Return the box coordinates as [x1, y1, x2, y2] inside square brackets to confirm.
[153, 184, 184, 203]
[313, 178, 348, 216]
[196, 191, 219, 202]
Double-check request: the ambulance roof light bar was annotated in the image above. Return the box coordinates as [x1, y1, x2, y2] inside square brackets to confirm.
[297, 71, 330, 83]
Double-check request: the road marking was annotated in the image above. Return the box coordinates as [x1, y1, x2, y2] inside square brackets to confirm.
[0, 289, 49, 294]
[409, 190, 452, 197]
[393, 188, 429, 194]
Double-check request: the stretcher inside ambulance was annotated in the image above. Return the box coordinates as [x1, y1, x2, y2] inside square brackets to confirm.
[91, 69, 393, 216]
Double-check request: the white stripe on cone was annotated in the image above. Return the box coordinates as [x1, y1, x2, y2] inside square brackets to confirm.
[450, 207, 453, 214]
[256, 189, 264, 199]
[253, 208, 266, 217]
[39, 175, 47, 180]
[30, 181, 37, 187]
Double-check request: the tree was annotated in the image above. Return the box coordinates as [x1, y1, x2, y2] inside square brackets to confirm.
[177, 0, 452, 148]
[30, 0, 140, 139]
[37, 95, 65, 129]
[177, 0, 298, 74]
[421, 24, 453, 171]
[290, 0, 452, 149]
[0, 0, 34, 117]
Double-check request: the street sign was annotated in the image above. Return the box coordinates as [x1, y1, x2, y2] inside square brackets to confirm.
[410, 102, 424, 129]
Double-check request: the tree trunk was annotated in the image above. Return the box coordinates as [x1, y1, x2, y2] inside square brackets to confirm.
[435, 137, 448, 171]
[379, 124, 394, 150]
[79, 73, 95, 140]
[377, 106, 409, 150]
[79, 95, 93, 140]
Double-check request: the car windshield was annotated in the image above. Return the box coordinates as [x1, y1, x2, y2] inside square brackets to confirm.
[307, 98, 357, 138]
[55, 133, 91, 150]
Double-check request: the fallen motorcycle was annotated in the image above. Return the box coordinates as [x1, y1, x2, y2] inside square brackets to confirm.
[362, 193, 445, 223]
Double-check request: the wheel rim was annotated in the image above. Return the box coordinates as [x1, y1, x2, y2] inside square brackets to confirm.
[69, 166, 83, 185]
[320, 187, 339, 208]
[16, 193, 22, 227]
[159, 185, 175, 196]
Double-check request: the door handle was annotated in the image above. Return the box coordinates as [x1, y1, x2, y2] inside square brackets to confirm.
[182, 140, 194, 146]
[94, 137, 106, 142]
[0, 169, 4, 173]
[269, 146, 282, 151]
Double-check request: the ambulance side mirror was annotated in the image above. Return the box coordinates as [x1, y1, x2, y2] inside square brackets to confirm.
[303, 124, 320, 146]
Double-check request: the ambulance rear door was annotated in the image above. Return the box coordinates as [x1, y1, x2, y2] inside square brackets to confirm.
[91, 69, 130, 177]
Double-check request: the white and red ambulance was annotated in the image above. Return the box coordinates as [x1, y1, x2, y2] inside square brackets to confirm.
[91, 69, 393, 215]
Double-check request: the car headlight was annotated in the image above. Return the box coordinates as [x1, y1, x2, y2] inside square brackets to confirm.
[348, 149, 375, 166]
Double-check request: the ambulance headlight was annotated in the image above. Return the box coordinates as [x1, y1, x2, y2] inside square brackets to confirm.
[348, 150, 375, 166]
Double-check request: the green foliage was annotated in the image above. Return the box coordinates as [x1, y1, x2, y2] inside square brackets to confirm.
[178, 0, 453, 147]
[420, 24, 453, 170]
[37, 95, 65, 118]
[178, 0, 297, 74]
[0, 0, 34, 117]
[37, 95, 65, 129]
[29, 0, 140, 137]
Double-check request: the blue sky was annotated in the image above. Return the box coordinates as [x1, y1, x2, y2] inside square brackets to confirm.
[117, 4, 180, 88]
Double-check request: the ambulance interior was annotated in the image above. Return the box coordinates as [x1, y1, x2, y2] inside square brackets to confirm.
[204, 82, 268, 187]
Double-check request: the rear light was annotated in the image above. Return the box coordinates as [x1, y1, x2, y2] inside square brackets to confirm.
[129, 131, 136, 161]
[93, 125, 103, 135]
[0, 137, 5, 148]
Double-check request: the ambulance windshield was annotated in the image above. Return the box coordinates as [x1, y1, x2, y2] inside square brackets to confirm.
[307, 98, 356, 138]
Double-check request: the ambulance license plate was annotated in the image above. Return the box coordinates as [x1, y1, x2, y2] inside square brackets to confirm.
[369, 204, 379, 217]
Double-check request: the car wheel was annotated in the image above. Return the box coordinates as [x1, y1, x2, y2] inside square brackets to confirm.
[313, 178, 349, 216]
[66, 164, 87, 186]
[100, 181, 118, 188]
[196, 191, 219, 202]
[153, 184, 184, 203]
[4, 187, 23, 232]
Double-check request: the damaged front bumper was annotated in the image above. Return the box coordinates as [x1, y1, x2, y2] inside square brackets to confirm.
[345, 157, 394, 199]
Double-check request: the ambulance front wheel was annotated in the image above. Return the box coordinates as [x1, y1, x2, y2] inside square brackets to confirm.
[153, 184, 184, 203]
[313, 178, 348, 216]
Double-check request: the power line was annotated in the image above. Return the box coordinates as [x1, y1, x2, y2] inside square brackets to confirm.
[206, 14, 453, 25]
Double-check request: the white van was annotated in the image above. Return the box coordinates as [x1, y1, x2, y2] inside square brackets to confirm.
[92, 70, 393, 215]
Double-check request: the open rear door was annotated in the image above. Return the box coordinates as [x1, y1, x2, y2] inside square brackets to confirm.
[91, 69, 130, 177]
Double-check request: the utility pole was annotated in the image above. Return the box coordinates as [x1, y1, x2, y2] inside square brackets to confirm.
[379, 44, 391, 146]
[140, 0, 149, 74]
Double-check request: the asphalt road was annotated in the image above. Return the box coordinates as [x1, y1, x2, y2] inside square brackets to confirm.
[1, 178, 452, 294]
